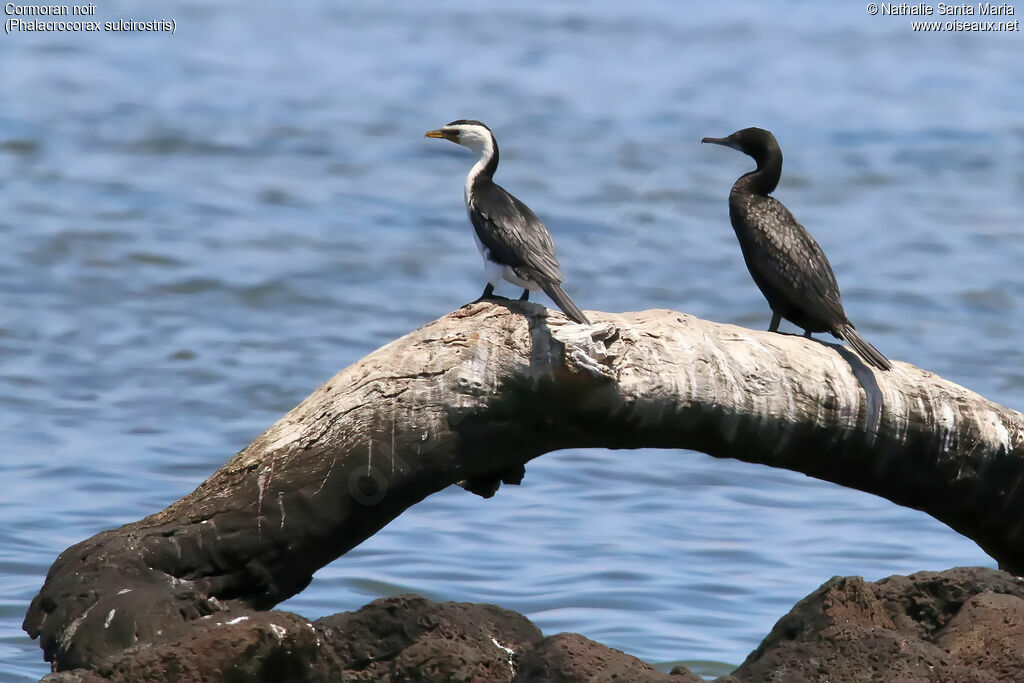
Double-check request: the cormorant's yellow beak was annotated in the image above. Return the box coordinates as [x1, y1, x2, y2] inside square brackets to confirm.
[425, 129, 449, 139]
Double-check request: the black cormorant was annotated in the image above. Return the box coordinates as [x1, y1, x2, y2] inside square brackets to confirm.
[702, 127, 892, 371]
[425, 120, 590, 325]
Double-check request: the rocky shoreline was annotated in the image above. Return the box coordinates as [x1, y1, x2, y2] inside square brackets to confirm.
[41, 566, 1023, 682]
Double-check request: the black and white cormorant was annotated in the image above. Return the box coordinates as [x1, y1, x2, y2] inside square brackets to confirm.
[425, 120, 590, 325]
[702, 127, 892, 371]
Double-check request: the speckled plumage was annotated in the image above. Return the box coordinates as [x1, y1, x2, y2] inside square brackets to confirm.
[728, 190, 844, 334]
[704, 127, 891, 371]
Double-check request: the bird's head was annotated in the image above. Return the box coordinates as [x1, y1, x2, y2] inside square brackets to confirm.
[701, 127, 780, 164]
[425, 120, 494, 155]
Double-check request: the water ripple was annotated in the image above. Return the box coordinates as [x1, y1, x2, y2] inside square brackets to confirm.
[2, 1, 1020, 680]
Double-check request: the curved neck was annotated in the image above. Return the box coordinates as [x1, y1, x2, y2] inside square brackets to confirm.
[735, 148, 782, 196]
[466, 133, 499, 188]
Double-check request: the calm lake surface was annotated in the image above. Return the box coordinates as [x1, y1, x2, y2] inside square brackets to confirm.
[1, 1, 1022, 679]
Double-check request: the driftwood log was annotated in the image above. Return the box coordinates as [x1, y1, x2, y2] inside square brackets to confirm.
[23, 301, 1024, 672]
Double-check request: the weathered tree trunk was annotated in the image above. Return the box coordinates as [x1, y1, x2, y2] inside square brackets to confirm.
[23, 302, 1024, 672]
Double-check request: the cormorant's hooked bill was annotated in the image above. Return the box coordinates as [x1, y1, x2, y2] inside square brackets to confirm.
[425, 120, 591, 325]
[700, 136, 742, 151]
[703, 127, 892, 371]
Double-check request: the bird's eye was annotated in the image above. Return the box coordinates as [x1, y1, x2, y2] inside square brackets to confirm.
[449, 129, 461, 138]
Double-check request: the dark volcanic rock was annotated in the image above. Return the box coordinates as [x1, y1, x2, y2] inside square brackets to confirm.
[45, 609, 335, 683]
[40, 593, 702, 682]
[38, 568, 1024, 683]
[731, 566, 1024, 683]
[935, 591, 1024, 680]
[314, 593, 542, 681]
[512, 632, 685, 682]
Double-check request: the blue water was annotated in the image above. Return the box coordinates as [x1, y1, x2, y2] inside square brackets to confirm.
[2, 2, 1022, 679]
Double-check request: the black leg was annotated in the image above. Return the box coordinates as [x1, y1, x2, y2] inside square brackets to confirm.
[769, 311, 782, 332]
[470, 284, 495, 303]
[803, 329, 812, 338]
[519, 289, 529, 301]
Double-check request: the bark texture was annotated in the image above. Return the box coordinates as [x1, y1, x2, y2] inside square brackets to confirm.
[23, 301, 1024, 672]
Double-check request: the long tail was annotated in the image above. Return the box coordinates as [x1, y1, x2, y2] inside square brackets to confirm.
[838, 323, 892, 371]
[541, 282, 591, 325]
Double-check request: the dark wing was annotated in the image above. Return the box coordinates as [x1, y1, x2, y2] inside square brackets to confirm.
[732, 194, 848, 325]
[469, 179, 564, 284]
